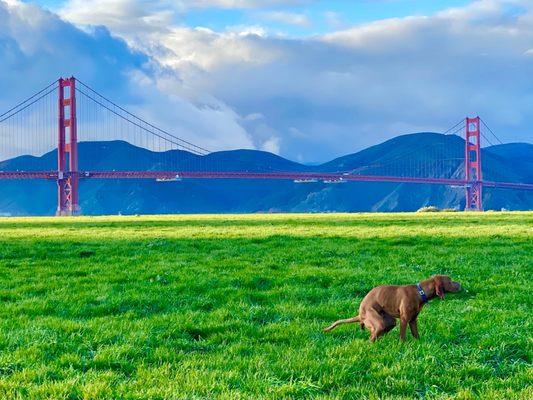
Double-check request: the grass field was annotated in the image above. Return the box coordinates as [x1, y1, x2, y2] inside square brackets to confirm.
[0, 213, 531, 399]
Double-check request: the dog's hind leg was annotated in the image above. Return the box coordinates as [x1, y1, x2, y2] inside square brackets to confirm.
[381, 312, 396, 334]
[323, 316, 360, 332]
[365, 309, 390, 342]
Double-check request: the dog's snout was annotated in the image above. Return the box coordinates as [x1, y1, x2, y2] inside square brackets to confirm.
[453, 282, 462, 291]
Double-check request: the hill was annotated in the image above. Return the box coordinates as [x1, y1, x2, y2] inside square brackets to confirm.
[0, 133, 531, 215]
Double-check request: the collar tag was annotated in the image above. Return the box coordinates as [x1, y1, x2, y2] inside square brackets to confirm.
[417, 283, 428, 303]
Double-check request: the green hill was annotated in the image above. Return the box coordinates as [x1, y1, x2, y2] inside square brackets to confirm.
[0, 133, 531, 215]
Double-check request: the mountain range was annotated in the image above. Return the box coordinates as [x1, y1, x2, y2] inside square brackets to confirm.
[0, 132, 531, 215]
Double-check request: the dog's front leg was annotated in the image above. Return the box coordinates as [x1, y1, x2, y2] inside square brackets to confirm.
[399, 317, 408, 341]
[409, 319, 419, 339]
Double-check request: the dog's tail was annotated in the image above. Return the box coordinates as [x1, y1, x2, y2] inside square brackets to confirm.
[323, 316, 360, 333]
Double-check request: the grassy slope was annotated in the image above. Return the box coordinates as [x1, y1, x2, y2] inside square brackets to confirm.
[0, 213, 531, 399]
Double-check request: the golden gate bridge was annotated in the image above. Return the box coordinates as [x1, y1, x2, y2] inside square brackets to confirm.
[0, 77, 532, 215]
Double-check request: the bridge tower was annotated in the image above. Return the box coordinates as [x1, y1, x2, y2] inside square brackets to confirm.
[56, 77, 80, 216]
[464, 116, 483, 211]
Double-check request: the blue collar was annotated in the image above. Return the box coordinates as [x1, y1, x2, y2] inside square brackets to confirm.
[417, 283, 428, 303]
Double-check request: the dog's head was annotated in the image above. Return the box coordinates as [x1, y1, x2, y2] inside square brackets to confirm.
[432, 275, 461, 299]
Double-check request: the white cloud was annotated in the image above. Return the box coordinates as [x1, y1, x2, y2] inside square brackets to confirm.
[59, 0, 310, 24]
[185, 0, 310, 8]
[261, 136, 280, 153]
[59, 0, 176, 38]
[324, 11, 343, 29]
[0, 0, 256, 161]
[5, 0, 533, 163]
[103, 0, 531, 161]
[258, 10, 311, 27]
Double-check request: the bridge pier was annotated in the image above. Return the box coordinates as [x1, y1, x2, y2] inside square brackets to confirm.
[56, 77, 80, 216]
[466, 181, 483, 211]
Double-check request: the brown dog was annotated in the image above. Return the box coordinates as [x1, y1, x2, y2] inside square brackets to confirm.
[324, 275, 461, 341]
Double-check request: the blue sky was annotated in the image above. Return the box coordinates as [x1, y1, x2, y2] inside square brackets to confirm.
[32, 0, 474, 35]
[184, 1, 474, 35]
[2, 0, 532, 162]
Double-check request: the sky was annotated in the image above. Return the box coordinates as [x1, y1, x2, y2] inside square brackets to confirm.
[33, 0, 474, 36]
[1, 0, 532, 162]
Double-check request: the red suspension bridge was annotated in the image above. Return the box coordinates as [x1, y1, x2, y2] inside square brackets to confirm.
[0, 77, 532, 215]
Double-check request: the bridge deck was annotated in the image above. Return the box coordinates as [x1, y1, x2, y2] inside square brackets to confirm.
[0, 171, 531, 190]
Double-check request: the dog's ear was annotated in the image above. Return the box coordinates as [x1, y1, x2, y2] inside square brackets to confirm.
[434, 276, 445, 300]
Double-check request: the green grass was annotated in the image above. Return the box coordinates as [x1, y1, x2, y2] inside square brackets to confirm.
[0, 212, 531, 399]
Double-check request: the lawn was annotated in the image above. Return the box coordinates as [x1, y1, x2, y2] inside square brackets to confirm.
[0, 213, 531, 399]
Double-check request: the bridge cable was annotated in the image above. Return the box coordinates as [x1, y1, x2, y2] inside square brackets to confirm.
[448, 124, 466, 137]
[76, 88, 207, 156]
[0, 85, 58, 124]
[480, 133, 495, 147]
[442, 119, 465, 135]
[76, 79, 210, 155]
[342, 120, 466, 176]
[479, 118, 504, 145]
[77, 88, 206, 156]
[0, 80, 58, 120]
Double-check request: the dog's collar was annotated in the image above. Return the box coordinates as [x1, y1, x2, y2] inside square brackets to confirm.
[417, 283, 428, 303]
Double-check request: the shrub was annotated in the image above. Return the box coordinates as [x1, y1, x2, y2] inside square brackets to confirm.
[416, 206, 440, 212]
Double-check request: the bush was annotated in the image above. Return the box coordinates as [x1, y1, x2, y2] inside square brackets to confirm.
[417, 206, 440, 212]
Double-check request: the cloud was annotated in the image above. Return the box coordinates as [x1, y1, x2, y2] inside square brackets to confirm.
[59, 0, 311, 25]
[58, 0, 177, 39]
[4, 0, 533, 163]
[185, 0, 310, 9]
[324, 11, 343, 29]
[68, 0, 531, 161]
[258, 11, 311, 27]
[0, 0, 256, 161]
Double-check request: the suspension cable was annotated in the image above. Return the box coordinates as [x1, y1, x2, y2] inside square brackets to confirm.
[0, 80, 58, 119]
[480, 118, 504, 145]
[76, 79, 210, 155]
[76, 88, 207, 156]
[442, 119, 465, 135]
[0, 86, 58, 124]
[480, 131, 495, 147]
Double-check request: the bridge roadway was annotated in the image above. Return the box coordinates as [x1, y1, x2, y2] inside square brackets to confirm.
[0, 171, 532, 191]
